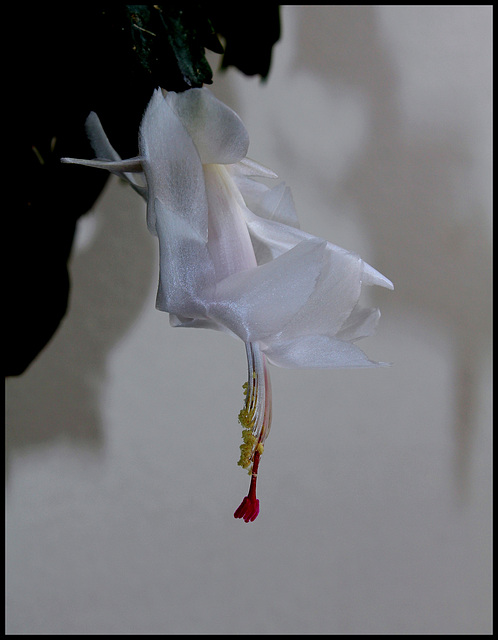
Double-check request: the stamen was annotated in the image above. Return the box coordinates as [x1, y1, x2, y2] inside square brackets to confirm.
[234, 342, 272, 522]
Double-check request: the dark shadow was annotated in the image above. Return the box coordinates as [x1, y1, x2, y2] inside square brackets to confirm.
[5, 179, 156, 474]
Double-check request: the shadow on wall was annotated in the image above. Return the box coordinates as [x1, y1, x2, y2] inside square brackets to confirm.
[292, 5, 492, 496]
[6, 178, 156, 474]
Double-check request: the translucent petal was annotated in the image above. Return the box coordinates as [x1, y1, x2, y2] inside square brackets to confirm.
[204, 164, 257, 281]
[243, 207, 354, 263]
[84, 112, 147, 197]
[85, 111, 122, 162]
[361, 260, 394, 290]
[165, 88, 249, 164]
[241, 194, 393, 291]
[231, 157, 279, 179]
[208, 238, 327, 342]
[335, 306, 381, 342]
[140, 89, 208, 239]
[241, 181, 300, 229]
[279, 243, 364, 340]
[230, 176, 271, 215]
[243, 208, 308, 261]
[259, 183, 300, 227]
[262, 334, 387, 369]
[60, 157, 143, 172]
[169, 313, 229, 333]
[61, 111, 147, 197]
[60, 156, 147, 199]
[154, 198, 216, 318]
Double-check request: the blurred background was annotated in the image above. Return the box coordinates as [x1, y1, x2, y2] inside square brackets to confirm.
[6, 5, 492, 634]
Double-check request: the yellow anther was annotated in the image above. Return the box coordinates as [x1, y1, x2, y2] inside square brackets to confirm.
[237, 363, 267, 474]
[237, 427, 257, 470]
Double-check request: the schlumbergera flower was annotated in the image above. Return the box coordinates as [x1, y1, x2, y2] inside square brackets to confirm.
[62, 87, 393, 522]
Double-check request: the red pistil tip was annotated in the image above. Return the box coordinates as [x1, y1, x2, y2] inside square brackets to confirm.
[234, 449, 261, 522]
[234, 495, 260, 522]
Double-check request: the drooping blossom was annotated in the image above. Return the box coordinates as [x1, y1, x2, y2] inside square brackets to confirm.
[62, 87, 393, 522]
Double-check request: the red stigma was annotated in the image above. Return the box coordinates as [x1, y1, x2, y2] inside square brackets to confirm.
[234, 450, 261, 522]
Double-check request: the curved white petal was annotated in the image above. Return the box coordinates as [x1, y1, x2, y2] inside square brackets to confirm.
[61, 156, 143, 172]
[360, 260, 394, 290]
[243, 206, 352, 265]
[230, 157, 279, 179]
[169, 313, 229, 333]
[277, 243, 364, 341]
[263, 334, 387, 369]
[243, 208, 393, 307]
[154, 198, 215, 318]
[85, 111, 122, 162]
[335, 306, 381, 342]
[140, 89, 208, 239]
[260, 183, 300, 227]
[166, 88, 249, 165]
[229, 176, 271, 216]
[60, 156, 147, 199]
[241, 181, 300, 229]
[61, 111, 147, 197]
[208, 238, 327, 342]
[204, 164, 257, 281]
[243, 208, 307, 261]
[84, 112, 148, 197]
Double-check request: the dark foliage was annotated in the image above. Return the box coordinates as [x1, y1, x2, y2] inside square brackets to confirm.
[7, 4, 280, 376]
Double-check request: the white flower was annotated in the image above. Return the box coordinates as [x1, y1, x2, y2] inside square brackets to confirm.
[62, 87, 393, 522]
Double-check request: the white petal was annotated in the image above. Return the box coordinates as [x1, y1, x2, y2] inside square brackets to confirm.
[208, 238, 327, 342]
[243, 208, 307, 261]
[278, 243, 364, 340]
[243, 205, 351, 271]
[230, 175, 271, 212]
[243, 207, 352, 262]
[335, 306, 381, 342]
[169, 313, 229, 333]
[263, 335, 387, 369]
[61, 111, 147, 197]
[241, 196, 393, 292]
[361, 260, 394, 290]
[154, 198, 215, 318]
[60, 156, 147, 199]
[204, 164, 257, 281]
[84, 112, 147, 197]
[165, 88, 249, 164]
[237, 205, 390, 342]
[230, 157, 278, 179]
[140, 89, 208, 239]
[240, 181, 300, 229]
[260, 183, 300, 228]
[85, 111, 122, 161]
[60, 157, 143, 172]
